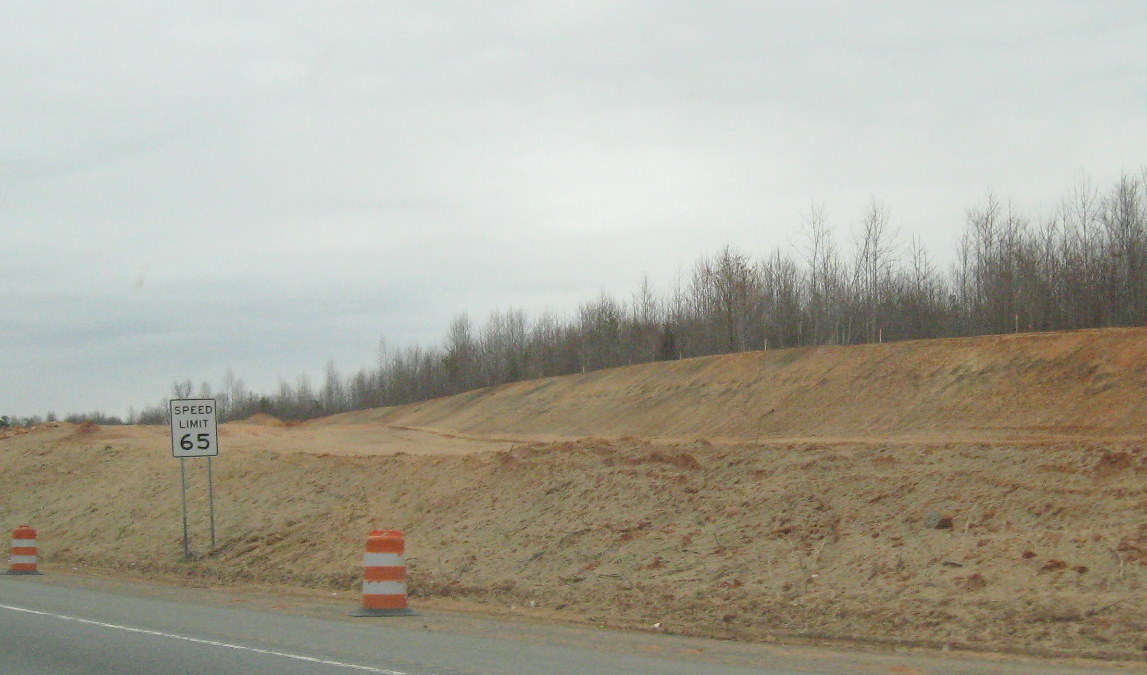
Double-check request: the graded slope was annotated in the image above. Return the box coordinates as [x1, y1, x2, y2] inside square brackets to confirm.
[328, 327, 1147, 441]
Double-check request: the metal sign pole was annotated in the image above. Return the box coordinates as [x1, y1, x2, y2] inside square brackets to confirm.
[170, 398, 219, 561]
[207, 456, 216, 550]
[180, 457, 190, 560]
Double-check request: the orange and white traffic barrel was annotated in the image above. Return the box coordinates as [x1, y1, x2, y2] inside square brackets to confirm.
[352, 529, 415, 616]
[7, 525, 42, 575]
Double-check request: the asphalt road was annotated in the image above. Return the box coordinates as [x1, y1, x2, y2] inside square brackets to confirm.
[0, 574, 1140, 674]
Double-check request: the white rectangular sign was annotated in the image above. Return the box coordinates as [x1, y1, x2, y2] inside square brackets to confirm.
[169, 398, 219, 457]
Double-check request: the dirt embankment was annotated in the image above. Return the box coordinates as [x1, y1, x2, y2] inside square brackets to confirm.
[4, 327, 1147, 660]
[331, 327, 1147, 441]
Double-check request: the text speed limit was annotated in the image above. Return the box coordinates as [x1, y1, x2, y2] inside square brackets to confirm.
[169, 398, 219, 457]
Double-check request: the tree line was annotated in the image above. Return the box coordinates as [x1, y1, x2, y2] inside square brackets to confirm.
[9, 170, 1146, 426]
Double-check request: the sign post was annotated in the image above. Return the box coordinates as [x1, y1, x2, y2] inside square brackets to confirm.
[169, 398, 219, 559]
[180, 457, 190, 559]
[207, 456, 215, 549]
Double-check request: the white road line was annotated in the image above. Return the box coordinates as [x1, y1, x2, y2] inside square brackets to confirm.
[0, 602, 409, 674]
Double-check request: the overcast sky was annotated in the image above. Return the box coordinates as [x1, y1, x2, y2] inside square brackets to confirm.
[2, 2, 1145, 419]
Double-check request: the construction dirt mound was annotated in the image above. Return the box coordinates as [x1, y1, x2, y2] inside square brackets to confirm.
[233, 412, 287, 427]
[4, 327, 1147, 662]
[331, 326, 1147, 441]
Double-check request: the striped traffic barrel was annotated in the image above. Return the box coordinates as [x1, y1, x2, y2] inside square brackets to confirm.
[7, 525, 42, 575]
[352, 529, 415, 616]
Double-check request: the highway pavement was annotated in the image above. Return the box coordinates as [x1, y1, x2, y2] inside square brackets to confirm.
[0, 573, 1139, 674]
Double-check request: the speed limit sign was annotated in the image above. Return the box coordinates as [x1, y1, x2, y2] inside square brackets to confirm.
[169, 399, 219, 457]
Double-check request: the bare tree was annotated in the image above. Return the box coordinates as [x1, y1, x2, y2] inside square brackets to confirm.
[759, 250, 803, 348]
[896, 234, 948, 339]
[577, 293, 626, 371]
[801, 204, 847, 345]
[1101, 173, 1147, 324]
[851, 200, 898, 343]
[221, 369, 249, 420]
[480, 308, 529, 385]
[172, 379, 192, 399]
[629, 275, 663, 362]
[321, 360, 347, 413]
[444, 313, 477, 393]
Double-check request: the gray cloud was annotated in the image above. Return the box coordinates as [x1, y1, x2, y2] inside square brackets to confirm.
[2, 1, 1146, 417]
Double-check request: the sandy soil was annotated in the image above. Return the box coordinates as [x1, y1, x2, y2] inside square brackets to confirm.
[4, 327, 1147, 663]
